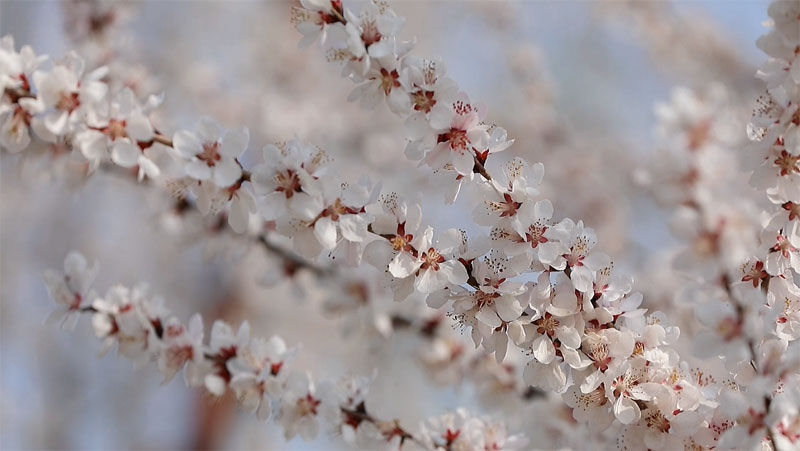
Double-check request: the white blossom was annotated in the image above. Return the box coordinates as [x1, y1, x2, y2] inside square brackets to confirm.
[172, 117, 248, 188]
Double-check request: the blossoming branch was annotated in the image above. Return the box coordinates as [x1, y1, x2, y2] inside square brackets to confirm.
[0, 0, 798, 448]
[43, 251, 525, 449]
[0, 21, 538, 419]
[291, 0, 800, 447]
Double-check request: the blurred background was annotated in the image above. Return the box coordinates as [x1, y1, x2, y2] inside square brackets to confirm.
[0, 0, 769, 449]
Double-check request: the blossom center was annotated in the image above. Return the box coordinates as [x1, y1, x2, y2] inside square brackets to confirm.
[783, 201, 800, 221]
[644, 409, 671, 434]
[578, 387, 607, 408]
[476, 292, 498, 309]
[319, 0, 343, 24]
[361, 19, 382, 47]
[534, 313, 559, 336]
[695, 231, 720, 257]
[741, 260, 768, 288]
[612, 373, 637, 398]
[211, 345, 237, 382]
[199, 142, 222, 166]
[107, 119, 128, 141]
[774, 149, 800, 176]
[390, 234, 413, 252]
[379, 68, 401, 96]
[588, 343, 612, 371]
[446, 128, 469, 151]
[420, 248, 445, 271]
[411, 90, 436, 113]
[322, 198, 361, 221]
[275, 169, 302, 198]
[568, 237, 592, 266]
[57, 92, 80, 112]
[525, 222, 548, 248]
[772, 234, 798, 257]
[296, 393, 321, 417]
[739, 408, 766, 435]
[489, 193, 522, 218]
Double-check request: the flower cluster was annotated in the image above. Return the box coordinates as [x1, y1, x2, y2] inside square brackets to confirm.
[291, 0, 800, 448]
[640, 84, 762, 349]
[1, 30, 538, 434]
[641, 2, 800, 448]
[292, 0, 693, 441]
[44, 251, 524, 450]
[5, 0, 800, 448]
[707, 2, 800, 448]
[746, 0, 800, 354]
[292, 0, 511, 203]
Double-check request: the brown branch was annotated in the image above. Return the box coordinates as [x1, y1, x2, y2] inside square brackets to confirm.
[257, 235, 331, 278]
[151, 133, 173, 147]
[340, 403, 425, 448]
[472, 153, 492, 182]
[97, 161, 323, 280]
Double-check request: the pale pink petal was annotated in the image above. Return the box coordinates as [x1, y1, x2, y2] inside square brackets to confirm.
[126, 112, 153, 142]
[173, 130, 203, 158]
[613, 396, 640, 424]
[532, 335, 555, 364]
[313, 216, 338, 250]
[476, 306, 502, 328]
[111, 139, 141, 168]
[213, 157, 242, 187]
[495, 295, 524, 322]
[388, 252, 419, 278]
[220, 127, 249, 158]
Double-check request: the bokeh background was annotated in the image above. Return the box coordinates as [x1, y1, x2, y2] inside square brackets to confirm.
[0, 0, 770, 449]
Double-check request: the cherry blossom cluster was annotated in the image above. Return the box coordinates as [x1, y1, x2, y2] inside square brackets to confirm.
[636, 2, 800, 448]
[1, 25, 536, 438]
[640, 82, 800, 449]
[3, 27, 660, 443]
[43, 251, 526, 450]
[710, 2, 800, 448]
[3, 0, 800, 447]
[748, 1, 800, 293]
[748, 1, 800, 352]
[291, 0, 800, 447]
[0, 28, 538, 420]
[291, 0, 716, 445]
[639, 84, 760, 331]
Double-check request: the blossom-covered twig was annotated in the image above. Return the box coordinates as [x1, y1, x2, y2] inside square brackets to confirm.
[292, 0, 679, 430]
[43, 251, 527, 450]
[291, 0, 800, 447]
[2, 0, 800, 447]
[0, 29, 541, 429]
[730, 2, 800, 448]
